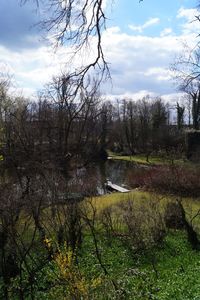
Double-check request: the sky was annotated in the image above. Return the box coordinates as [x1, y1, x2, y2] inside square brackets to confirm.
[0, 0, 200, 102]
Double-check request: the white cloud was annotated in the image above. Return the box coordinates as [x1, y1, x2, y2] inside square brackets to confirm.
[0, 45, 67, 96]
[162, 92, 184, 105]
[101, 28, 184, 97]
[177, 7, 200, 35]
[160, 28, 173, 37]
[104, 90, 157, 102]
[129, 17, 160, 33]
[0, 5, 199, 104]
[177, 7, 197, 21]
[99, 6, 200, 100]
[144, 67, 172, 81]
[0, 25, 191, 100]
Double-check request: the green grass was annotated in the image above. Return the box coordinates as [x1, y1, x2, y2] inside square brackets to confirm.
[87, 190, 200, 234]
[86, 190, 151, 211]
[89, 188, 199, 211]
[107, 150, 188, 166]
[2, 188, 200, 299]
[4, 227, 200, 299]
[77, 230, 200, 299]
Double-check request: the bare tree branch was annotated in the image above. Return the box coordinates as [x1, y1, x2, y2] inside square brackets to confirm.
[22, 0, 110, 86]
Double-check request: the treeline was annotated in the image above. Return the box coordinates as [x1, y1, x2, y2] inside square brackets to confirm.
[107, 97, 184, 157]
[0, 75, 196, 171]
[0, 77, 108, 170]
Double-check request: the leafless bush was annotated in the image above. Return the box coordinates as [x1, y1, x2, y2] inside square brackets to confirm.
[120, 198, 166, 251]
[100, 196, 166, 252]
[127, 164, 200, 198]
[127, 166, 155, 188]
[145, 165, 200, 197]
[164, 201, 185, 230]
[99, 204, 125, 243]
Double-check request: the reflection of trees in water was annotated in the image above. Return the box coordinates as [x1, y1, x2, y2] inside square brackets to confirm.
[68, 160, 135, 195]
[105, 160, 133, 186]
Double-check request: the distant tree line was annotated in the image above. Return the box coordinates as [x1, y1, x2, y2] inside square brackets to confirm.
[1, 74, 199, 171]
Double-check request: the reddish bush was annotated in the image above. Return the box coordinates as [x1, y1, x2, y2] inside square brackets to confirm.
[127, 167, 156, 188]
[128, 165, 200, 197]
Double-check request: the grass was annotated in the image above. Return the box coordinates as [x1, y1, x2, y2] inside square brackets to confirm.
[89, 188, 199, 210]
[16, 189, 200, 243]
[2, 189, 200, 299]
[107, 150, 189, 166]
[78, 230, 200, 300]
[2, 183, 200, 299]
[86, 190, 150, 211]
[86, 189, 200, 231]
[4, 222, 200, 299]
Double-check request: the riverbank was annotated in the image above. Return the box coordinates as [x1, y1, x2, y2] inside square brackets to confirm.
[107, 151, 188, 166]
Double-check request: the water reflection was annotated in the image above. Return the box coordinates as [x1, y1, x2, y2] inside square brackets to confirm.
[71, 159, 137, 195]
[0, 159, 140, 198]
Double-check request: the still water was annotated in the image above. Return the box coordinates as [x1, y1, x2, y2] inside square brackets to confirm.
[71, 159, 137, 195]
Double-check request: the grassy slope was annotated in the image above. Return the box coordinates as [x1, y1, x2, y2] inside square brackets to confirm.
[82, 190, 200, 299]
[7, 190, 200, 299]
[89, 190, 200, 219]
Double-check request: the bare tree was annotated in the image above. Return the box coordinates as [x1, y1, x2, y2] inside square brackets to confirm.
[22, 0, 110, 86]
[172, 45, 200, 129]
[122, 99, 138, 155]
[176, 102, 185, 130]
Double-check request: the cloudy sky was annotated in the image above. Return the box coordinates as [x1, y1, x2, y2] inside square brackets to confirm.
[0, 0, 199, 101]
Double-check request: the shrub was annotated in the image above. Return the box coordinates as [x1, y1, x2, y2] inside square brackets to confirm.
[100, 197, 166, 252]
[129, 165, 200, 197]
[164, 201, 185, 229]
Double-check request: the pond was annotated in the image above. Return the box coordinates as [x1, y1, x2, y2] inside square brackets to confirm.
[0, 158, 148, 199]
[70, 159, 144, 195]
